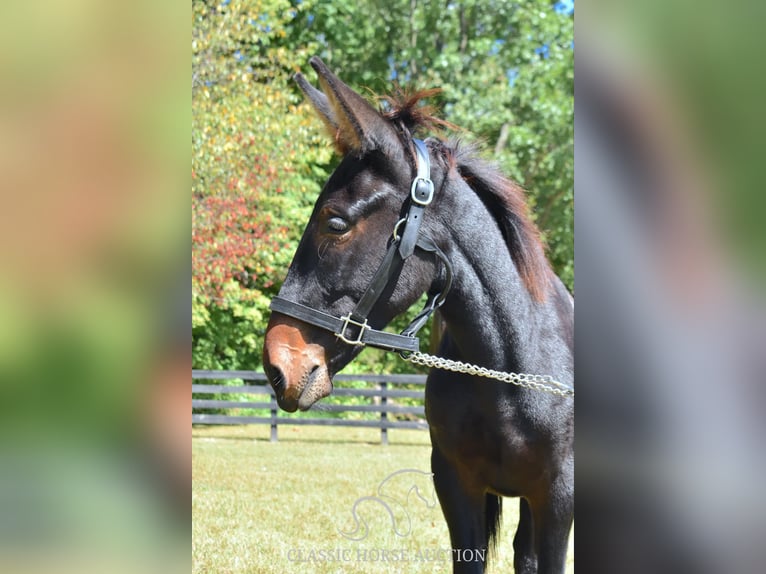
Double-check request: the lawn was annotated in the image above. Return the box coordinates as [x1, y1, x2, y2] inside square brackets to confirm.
[192, 425, 574, 573]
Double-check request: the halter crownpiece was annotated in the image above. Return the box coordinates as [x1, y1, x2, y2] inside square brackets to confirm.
[411, 139, 434, 205]
[397, 139, 434, 259]
[269, 138, 451, 354]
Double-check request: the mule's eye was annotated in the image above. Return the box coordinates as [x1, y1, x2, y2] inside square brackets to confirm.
[326, 216, 350, 234]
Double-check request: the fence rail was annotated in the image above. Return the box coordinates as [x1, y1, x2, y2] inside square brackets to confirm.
[192, 370, 428, 444]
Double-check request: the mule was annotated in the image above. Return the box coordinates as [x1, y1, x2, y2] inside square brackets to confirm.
[263, 56, 573, 573]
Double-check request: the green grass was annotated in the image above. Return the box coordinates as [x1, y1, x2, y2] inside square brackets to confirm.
[193, 425, 573, 573]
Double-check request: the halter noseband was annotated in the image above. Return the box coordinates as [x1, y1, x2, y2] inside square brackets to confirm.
[269, 138, 452, 354]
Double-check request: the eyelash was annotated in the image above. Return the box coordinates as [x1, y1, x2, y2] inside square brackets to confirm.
[326, 216, 350, 234]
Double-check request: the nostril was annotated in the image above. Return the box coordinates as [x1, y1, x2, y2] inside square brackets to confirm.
[265, 364, 285, 391]
[307, 364, 320, 384]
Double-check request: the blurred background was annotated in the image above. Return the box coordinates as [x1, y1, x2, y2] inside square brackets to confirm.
[0, 1, 188, 573]
[576, 1, 766, 572]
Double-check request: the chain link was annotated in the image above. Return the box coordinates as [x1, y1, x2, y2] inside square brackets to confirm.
[402, 351, 574, 397]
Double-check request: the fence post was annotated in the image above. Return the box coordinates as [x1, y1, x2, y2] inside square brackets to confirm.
[380, 381, 388, 445]
[270, 391, 278, 443]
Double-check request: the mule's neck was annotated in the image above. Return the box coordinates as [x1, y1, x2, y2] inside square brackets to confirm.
[432, 178, 567, 377]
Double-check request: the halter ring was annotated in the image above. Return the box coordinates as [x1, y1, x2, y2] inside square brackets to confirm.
[392, 218, 407, 241]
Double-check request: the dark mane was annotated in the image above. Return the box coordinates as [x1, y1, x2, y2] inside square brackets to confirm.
[446, 142, 552, 302]
[378, 89, 552, 302]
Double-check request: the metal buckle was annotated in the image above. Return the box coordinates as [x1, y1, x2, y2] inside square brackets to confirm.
[337, 314, 369, 346]
[410, 177, 434, 206]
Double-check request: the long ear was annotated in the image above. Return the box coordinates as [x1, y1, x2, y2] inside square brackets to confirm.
[303, 56, 401, 156]
[294, 72, 340, 141]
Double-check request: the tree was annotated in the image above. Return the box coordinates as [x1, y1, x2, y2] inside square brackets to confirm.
[192, 0, 331, 369]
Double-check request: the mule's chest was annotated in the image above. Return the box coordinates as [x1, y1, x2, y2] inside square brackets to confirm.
[425, 375, 555, 493]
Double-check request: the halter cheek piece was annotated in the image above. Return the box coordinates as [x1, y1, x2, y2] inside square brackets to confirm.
[269, 139, 452, 354]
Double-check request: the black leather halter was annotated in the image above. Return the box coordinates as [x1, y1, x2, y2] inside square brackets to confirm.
[269, 139, 452, 354]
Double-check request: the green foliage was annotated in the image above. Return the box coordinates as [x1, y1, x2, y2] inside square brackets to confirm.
[192, 0, 332, 369]
[192, 0, 573, 371]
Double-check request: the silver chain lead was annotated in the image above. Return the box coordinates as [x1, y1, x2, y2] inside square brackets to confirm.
[402, 351, 574, 397]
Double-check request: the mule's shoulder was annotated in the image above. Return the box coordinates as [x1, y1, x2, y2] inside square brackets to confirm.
[549, 275, 574, 351]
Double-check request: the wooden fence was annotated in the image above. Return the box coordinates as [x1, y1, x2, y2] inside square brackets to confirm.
[192, 370, 428, 444]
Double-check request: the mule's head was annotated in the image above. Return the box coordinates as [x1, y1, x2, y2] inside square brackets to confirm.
[263, 57, 442, 412]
